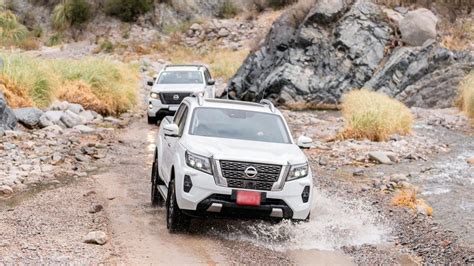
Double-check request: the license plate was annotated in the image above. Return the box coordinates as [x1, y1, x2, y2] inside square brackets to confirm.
[236, 191, 261, 206]
[169, 106, 178, 111]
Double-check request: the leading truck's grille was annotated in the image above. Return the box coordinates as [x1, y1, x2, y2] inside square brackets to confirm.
[160, 92, 192, 105]
[220, 160, 282, 191]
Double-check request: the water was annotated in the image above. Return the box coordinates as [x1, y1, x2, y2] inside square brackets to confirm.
[209, 189, 391, 251]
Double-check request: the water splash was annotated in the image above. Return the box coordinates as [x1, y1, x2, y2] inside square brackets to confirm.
[210, 189, 391, 251]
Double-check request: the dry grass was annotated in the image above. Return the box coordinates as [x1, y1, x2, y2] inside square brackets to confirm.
[440, 19, 474, 51]
[392, 188, 433, 216]
[339, 89, 413, 141]
[0, 52, 139, 115]
[458, 71, 474, 120]
[154, 44, 249, 82]
[0, 75, 33, 108]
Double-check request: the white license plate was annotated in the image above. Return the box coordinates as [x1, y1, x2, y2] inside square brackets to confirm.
[169, 106, 178, 111]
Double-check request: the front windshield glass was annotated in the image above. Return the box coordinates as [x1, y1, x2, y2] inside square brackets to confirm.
[158, 71, 203, 84]
[189, 107, 291, 144]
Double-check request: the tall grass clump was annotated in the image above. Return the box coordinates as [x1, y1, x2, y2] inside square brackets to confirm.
[51, 58, 139, 115]
[0, 10, 28, 45]
[391, 188, 433, 216]
[0, 53, 60, 108]
[458, 71, 474, 120]
[340, 89, 413, 141]
[52, 0, 92, 30]
[217, 0, 239, 19]
[0, 53, 139, 115]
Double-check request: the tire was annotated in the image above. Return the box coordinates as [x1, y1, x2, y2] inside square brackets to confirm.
[166, 179, 191, 233]
[147, 115, 158, 125]
[151, 151, 164, 207]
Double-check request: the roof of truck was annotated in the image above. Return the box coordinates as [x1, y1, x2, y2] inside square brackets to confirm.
[184, 97, 281, 115]
[163, 64, 207, 72]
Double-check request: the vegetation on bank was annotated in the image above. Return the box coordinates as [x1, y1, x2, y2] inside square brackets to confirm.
[339, 89, 413, 141]
[0, 53, 139, 115]
[391, 188, 433, 216]
[458, 71, 474, 120]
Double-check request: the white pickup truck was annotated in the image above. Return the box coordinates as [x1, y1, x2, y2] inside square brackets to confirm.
[151, 95, 313, 232]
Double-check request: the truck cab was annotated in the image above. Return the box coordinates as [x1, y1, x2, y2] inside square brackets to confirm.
[147, 65, 215, 124]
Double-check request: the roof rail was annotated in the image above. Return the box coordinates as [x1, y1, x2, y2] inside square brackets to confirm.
[191, 91, 204, 106]
[164, 64, 206, 70]
[259, 99, 275, 113]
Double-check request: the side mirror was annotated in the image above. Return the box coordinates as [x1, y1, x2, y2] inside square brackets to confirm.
[297, 135, 313, 149]
[153, 77, 157, 81]
[207, 79, 215, 86]
[163, 123, 179, 137]
[147, 80, 154, 86]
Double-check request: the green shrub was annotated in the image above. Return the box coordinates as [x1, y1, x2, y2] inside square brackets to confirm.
[52, 0, 91, 30]
[105, 0, 153, 22]
[100, 39, 114, 53]
[0, 10, 29, 45]
[340, 89, 413, 141]
[217, 0, 239, 19]
[46, 33, 62, 46]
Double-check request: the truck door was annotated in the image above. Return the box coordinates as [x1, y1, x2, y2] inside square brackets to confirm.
[161, 104, 188, 184]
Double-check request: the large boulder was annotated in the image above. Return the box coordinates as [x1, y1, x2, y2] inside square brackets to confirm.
[0, 92, 17, 131]
[224, 1, 473, 109]
[13, 107, 44, 129]
[399, 8, 438, 46]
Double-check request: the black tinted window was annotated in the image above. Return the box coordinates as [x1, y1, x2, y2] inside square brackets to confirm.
[158, 71, 203, 84]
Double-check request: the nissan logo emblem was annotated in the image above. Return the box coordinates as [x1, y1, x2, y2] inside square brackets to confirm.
[244, 166, 258, 178]
[173, 94, 180, 100]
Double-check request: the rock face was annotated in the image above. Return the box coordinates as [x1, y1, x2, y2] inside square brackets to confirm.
[0, 92, 17, 131]
[399, 8, 438, 46]
[224, 1, 473, 108]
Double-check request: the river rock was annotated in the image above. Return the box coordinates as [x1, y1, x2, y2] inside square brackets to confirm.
[223, 1, 472, 109]
[73, 125, 95, 134]
[369, 151, 393, 164]
[67, 103, 85, 115]
[467, 157, 474, 165]
[0, 92, 17, 131]
[399, 8, 438, 46]
[13, 107, 44, 129]
[0, 185, 13, 196]
[83, 231, 108, 245]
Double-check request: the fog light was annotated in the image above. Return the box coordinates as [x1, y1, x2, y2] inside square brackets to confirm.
[148, 103, 153, 109]
[183, 175, 192, 193]
[301, 186, 310, 203]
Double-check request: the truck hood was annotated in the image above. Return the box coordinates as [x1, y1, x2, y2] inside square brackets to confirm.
[152, 83, 206, 93]
[182, 135, 307, 165]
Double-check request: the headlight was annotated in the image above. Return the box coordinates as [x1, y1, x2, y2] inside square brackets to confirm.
[150, 92, 160, 99]
[185, 151, 212, 175]
[287, 163, 309, 181]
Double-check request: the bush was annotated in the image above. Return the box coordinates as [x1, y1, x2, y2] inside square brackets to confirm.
[100, 39, 114, 53]
[105, 0, 153, 22]
[52, 0, 91, 30]
[391, 189, 433, 216]
[339, 89, 413, 141]
[46, 33, 62, 46]
[217, 0, 239, 19]
[0, 10, 29, 46]
[0, 53, 139, 115]
[458, 71, 474, 120]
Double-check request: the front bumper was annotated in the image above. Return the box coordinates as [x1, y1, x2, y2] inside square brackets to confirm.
[175, 166, 313, 220]
[147, 98, 178, 117]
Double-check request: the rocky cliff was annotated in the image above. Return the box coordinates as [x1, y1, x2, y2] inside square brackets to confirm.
[224, 0, 473, 108]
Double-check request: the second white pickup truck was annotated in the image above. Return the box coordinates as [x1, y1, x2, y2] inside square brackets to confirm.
[151, 95, 313, 232]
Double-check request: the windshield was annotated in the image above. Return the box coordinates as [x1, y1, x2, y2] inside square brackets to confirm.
[158, 71, 203, 84]
[189, 107, 291, 144]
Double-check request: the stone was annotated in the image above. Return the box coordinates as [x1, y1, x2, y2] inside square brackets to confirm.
[369, 151, 393, 164]
[218, 28, 230, 37]
[305, 0, 347, 24]
[42, 125, 64, 134]
[399, 8, 438, 46]
[60, 110, 83, 128]
[0, 92, 17, 131]
[13, 107, 44, 129]
[0, 185, 13, 196]
[353, 169, 365, 176]
[79, 110, 95, 123]
[467, 157, 474, 164]
[67, 103, 85, 115]
[49, 101, 69, 111]
[383, 8, 403, 24]
[88, 204, 103, 214]
[73, 125, 95, 134]
[83, 231, 108, 245]
[190, 23, 203, 31]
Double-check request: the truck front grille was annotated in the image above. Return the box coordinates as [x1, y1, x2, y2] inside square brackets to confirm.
[160, 92, 192, 105]
[220, 160, 282, 191]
